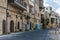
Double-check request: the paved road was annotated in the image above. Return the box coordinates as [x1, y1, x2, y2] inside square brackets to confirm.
[0, 29, 59, 40]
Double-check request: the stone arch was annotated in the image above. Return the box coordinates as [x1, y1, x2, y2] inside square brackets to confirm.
[10, 20, 14, 32]
[2, 20, 6, 34]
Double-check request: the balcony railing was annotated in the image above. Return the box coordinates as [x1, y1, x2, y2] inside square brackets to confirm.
[8, 0, 27, 10]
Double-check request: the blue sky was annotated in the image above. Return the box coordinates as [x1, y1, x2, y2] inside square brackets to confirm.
[44, 0, 60, 15]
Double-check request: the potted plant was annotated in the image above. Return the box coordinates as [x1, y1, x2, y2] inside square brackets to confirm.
[25, 15, 30, 20]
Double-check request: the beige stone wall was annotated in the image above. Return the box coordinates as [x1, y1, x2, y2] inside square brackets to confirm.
[0, 0, 7, 34]
[35, 0, 40, 24]
[0, 7, 6, 34]
[0, 0, 41, 34]
[0, 0, 7, 8]
[44, 11, 58, 28]
[7, 4, 25, 32]
[35, 0, 39, 17]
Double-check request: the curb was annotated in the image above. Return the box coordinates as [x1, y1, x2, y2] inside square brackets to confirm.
[0, 30, 37, 38]
[0, 30, 59, 38]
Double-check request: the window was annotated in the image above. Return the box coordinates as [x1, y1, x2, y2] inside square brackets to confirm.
[16, 15, 18, 18]
[46, 8, 48, 10]
[38, 13, 39, 16]
[29, 6, 34, 13]
[49, 14, 51, 16]
[41, 14, 44, 23]
[50, 7, 52, 10]
[17, 22, 20, 29]
[51, 18, 54, 24]
[41, 14, 44, 17]
[20, 16, 22, 20]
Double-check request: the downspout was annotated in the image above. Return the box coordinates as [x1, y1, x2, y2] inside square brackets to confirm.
[34, 0, 36, 29]
[6, 0, 8, 33]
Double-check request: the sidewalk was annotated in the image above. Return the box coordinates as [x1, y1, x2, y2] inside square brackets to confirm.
[0, 32, 24, 38]
[0, 30, 34, 38]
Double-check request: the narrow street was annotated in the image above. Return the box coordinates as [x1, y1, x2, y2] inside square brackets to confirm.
[0, 29, 59, 40]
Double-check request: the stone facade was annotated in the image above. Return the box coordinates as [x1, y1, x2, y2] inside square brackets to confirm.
[43, 7, 58, 28]
[0, 0, 41, 34]
[0, 0, 7, 34]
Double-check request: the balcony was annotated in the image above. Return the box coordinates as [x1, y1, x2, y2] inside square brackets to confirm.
[39, 5, 44, 9]
[8, 0, 27, 10]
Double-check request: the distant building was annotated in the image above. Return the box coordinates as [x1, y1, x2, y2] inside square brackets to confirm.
[50, 11, 59, 28]
[44, 7, 52, 28]
[41, 6, 59, 28]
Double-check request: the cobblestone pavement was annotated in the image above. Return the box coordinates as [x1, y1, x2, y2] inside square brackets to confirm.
[0, 29, 59, 40]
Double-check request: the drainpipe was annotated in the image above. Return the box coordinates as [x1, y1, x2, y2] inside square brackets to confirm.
[6, 0, 8, 34]
[20, 12, 23, 31]
[16, 15, 17, 32]
[34, 0, 36, 29]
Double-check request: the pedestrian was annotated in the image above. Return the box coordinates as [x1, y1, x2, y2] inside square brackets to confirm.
[37, 22, 41, 30]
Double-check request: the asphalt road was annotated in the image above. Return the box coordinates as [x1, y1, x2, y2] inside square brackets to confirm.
[0, 29, 59, 40]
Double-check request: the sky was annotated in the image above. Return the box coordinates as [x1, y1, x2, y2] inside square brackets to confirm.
[44, 0, 60, 16]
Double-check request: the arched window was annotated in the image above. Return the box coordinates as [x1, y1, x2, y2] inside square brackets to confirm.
[10, 20, 14, 32]
[2, 20, 6, 34]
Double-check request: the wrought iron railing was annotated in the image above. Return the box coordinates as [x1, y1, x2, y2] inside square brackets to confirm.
[15, 0, 27, 8]
[8, 0, 27, 9]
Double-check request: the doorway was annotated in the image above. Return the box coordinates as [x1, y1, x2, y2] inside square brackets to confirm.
[2, 20, 6, 34]
[10, 20, 14, 32]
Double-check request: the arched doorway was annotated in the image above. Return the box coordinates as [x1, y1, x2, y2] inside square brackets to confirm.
[2, 20, 6, 34]
[30, 22, 32, 30]
[17, 22, 20, 29]
[10, 20, 14, 32]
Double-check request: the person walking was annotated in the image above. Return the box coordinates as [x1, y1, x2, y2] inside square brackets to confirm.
[37, 22, 41, 30]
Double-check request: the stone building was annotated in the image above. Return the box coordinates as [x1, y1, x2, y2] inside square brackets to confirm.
[40, 6, 59, 29]
[50, 11, 59, 28]
[0, 0, 42, 34]
[44, 7, 52, 28]
[44, 7, 58, 28]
